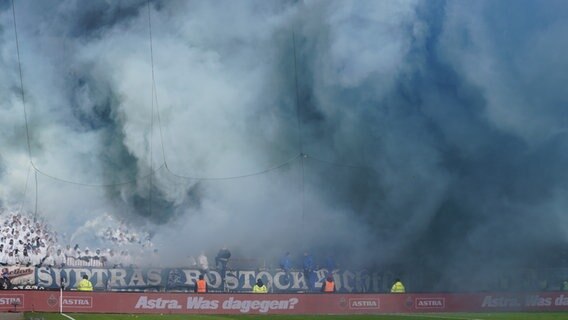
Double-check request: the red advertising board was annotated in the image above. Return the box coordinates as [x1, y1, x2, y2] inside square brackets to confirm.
[3, 291, 568, 314]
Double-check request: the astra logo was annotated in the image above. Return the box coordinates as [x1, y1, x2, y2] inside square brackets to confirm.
[349, 298, 380, 309]
[63, 298, 92, 306]
[135, 296, 182, 309]
[415, 298, 445, 309]
[0, 295, 23, 306]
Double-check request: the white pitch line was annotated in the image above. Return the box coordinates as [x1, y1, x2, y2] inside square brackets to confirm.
[61, 313, 77, 320]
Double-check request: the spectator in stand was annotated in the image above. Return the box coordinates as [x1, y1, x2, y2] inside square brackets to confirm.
[198, 251, 210, 279]
[64, 244, 72, 258]
[42, 250, 55, 268]
[303, 252, 315, 291]
[324, 254, 337, 274]
[216, 246, 231, 290]
[100, 249, 110, 266]
[105, 249, 119, 268]
[31, 237, 40, 250]
[215, 246, 231, 276]
[253, 278, 268, 293]
[81, 248, 92, 263]
[13, 248, 21, 264]
[93, 248, 102, 262]
[82, 248, 102, 267]
[194, 274, 207, 293]
[54, 248, 66, 268]
[279, 251, 292, 284]
[0, 248, 6, 266]
[73, 244, 81, 257]
[30, 247, 42, 267]
[5, 251, 16, 265]
[20, 248, 32, 267]
[0, 268, 12, 290]
[37, 241, 48, 257]
[75, 246, 82, 258]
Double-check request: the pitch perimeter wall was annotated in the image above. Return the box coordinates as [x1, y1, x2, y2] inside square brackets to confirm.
[2, 291, 568, 314]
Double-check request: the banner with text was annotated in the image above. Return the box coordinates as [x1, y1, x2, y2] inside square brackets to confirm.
[35, 267, 395, 293]
[4, 291, 568, 314]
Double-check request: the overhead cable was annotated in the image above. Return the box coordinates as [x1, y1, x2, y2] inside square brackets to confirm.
[31, 162, 166, 187]
[292, 31, 306, 224]
[147, 0, 155, 217]
[146, 1, 167, 168]
[11, 0, 38, 217]
[166, 153, 301, 181]
[11, 0, 32, 161]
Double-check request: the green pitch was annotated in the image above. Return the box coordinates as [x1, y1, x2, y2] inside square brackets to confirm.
[22, 313, 568, 320]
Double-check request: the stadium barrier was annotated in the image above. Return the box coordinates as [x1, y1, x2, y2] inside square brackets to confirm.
[2, 291, 568, 314]
[3, 265, 566, 293]
[6, 265, 400, 293]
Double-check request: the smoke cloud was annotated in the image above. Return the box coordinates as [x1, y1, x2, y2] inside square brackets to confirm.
[1, 0, 568, 291]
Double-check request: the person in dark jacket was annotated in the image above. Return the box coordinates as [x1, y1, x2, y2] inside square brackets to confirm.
[302, 252, 315, 291]
[0, 269, 12, 290]
[215, 246, 231, 276]
[279, 252, 292, 284]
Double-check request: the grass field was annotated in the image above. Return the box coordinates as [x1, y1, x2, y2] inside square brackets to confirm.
[20, 313, 568, 320]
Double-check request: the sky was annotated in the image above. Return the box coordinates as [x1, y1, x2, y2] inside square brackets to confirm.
[1, 0, 568, 291]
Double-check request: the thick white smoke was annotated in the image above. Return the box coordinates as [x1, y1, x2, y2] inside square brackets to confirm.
[1, 0, 568, 290]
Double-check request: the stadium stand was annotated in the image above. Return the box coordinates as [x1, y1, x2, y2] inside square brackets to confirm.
[0, 209, 154, 268]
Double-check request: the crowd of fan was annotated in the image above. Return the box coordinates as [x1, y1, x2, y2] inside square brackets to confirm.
[0, 210, 239, 272]
[0, 210, 156, 269]
[0, 210, 336, 275]
[97, 214, 153, 250]
[0, 210, 59, 267]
